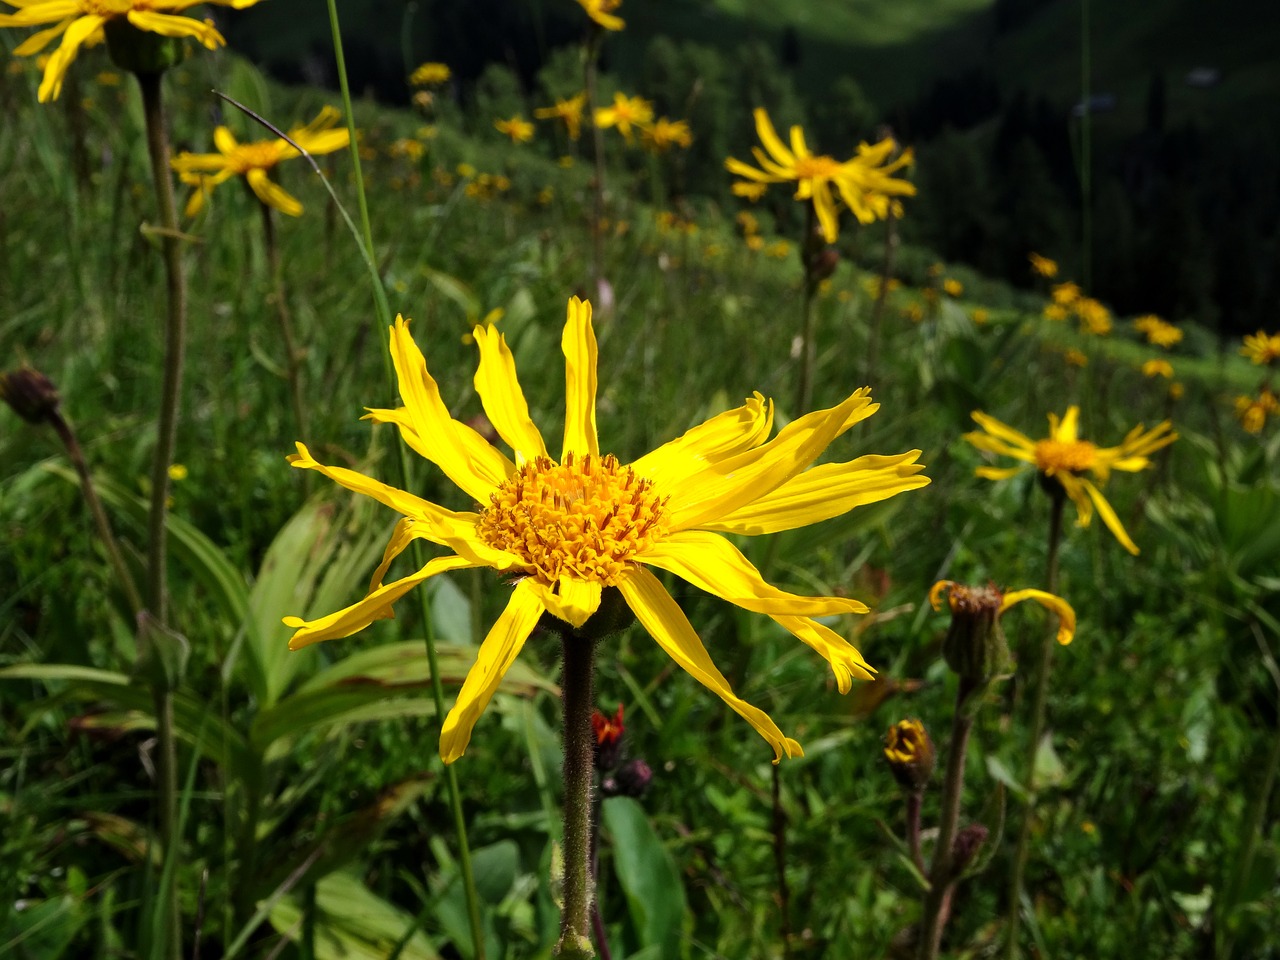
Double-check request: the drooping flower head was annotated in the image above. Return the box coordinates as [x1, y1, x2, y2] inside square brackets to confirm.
[593, 92, 653, 142]
[575, 0, 623, 31]
[1241, 330, 1280, 366]
[170, 107, 349, 217]
[964, 407, 1176, 554]
[1, 0, 258, 102]
[725, 108, 915, 243]
[883, 718, 934, 791]
[535, 92, 587, 141]
[284, 298, 931, 763]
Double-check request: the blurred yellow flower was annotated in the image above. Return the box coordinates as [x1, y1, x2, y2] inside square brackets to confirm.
[1241, 330, 1280, 366]
[1, 0, 258, 101]
[965, 407, 1176, 554]
[1075, 297, 1112, 335]
[594, 92, 653, 141]
[1063, 349, 1088, 368]
[725, 107, 915, 243]
[1134, 315, 1182, 348]
[534, 92, 586, 141]
[494, 115, 535, 143]
[1235, 390, 1278, 434]
[1028, 252, 1058, 278]
[284, 298, 931, 763]
[971, 308, 989, 325]
[862, 276, 901, 298]
[576, 0, 623, 30]
[1043, 303, 1069, 322]
[409, 62, 450, 86]
[167, 463, 188, 481]
[171, 107, 349, 217]
[732, 181, 768, 202]
[640, 117, 692, 153]
[1051, 282, 1081, 306]
[1141, 359, 1174, 379]
[765, 240, 791, 259]
[745, 234, 765, 252]
[943, 278, 963, 297]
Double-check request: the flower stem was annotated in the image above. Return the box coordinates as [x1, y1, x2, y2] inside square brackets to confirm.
[918, 676, 978, 960]
[258, 200, 310, 452]
[1004, 488, 1066, 959]
[905, 791, 925, 875]
[558, 629, 598, 959]
[136, 67, 187, 960]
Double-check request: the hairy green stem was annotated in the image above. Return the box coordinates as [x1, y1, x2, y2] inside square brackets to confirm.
[1005, 489, 1066, 959]
[918, 677, 978, 960]
[558, 630, 598, 959]
[259, 201, 310, 451]
[137, 68, 186, 960]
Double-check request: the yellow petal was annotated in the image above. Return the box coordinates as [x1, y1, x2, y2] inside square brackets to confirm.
[246, 167, 303, 217]
[968, 411, 1037, 455]
[703, 452, 930, 535]
[631, 392, 772, 489]
[964, 431, 1036, 462]
[811, 187, 839, 243]
[0, 1, 78, 26]
[639, 530, 866, 616]
[12, 16, 72, 55]
[975, 465, 1025, 481]
[471, 323, 548, 462]
[617, 567, 803, 763]
[1080, 477, 1140, 554]
[529, 576, 602, 629]
[770, 614, 876, 694]
[126, 9, 224, 47]
[439, 578, 545, 763]
[1000, 589, 1076, 645]
[1055, 406, 1081, 443]
[753, 108, 795, 168]
[284, 553, 473, 649]
[561, 297, 599, 460]
[389, 317, 513, 502]
[213, 125, 239, 156]
[928, 580, 955, 611]
[37, 13, 101, 102]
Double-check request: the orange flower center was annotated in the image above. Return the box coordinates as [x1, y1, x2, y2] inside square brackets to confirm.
[793, 154, 841, 181]
[477, 452, 668, 585]
[228, 142, 283, 174]
[80, 0, 138, 15]
[1033, 439, 1097, 475]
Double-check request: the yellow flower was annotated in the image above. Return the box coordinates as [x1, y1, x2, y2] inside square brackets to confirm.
[732, 181, 768, 202]
[1134, 314, 1182, 348]
[1241, 330, 1280, 366]
[170, 107, 349, 217]
[283, 298, 931, 763]
[1043, 303, 1069, 322]
[862, 276, 901, 299]
[1141, 358, 1173, 379]
[409, 61, 450, 86]
[884, 719, 934, 791]
[929, 580, 1076, 646]
[735, 210, 760, 237]
[745, 234, 765, 252]
[765, 240, 791, 259]
[1235, 390, 1278, 434]
[640, 117, 692, 153]
[964, 407, 1176, 554]
[725, 108, 915, 243]
[1, 0, 258, 102]
[494, 115, 535, 143]
[167, 462, 188, 481]
[1051, 281, 1081, 306]
[575, 0, 623, 30]
[1063, 348, 1088, 368]
[1075, 297, 1112, 335]
[942, 278, 963, 297]
[389, 137, 425, 161]
[534, 92, 586, 141]
[1028, 252, 1058, 278]
[971, 308, 989, 325]
[594, 92, 653, 142]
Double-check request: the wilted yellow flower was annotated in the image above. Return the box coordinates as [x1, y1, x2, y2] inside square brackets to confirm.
[534, 92, 587, 141]
[1241, 330, 1280, 366]
[943, 278, 963, 297]
[494, 115, 535, 143]
[1, 0, 258, 101]
[884, 719, 934, 791]
[1028, 252, 1059, 278]
[965, 407, 1176, 554]
[640, 117, 692, 152]
[576, 0, 623, 30]
[1051, 282, 1081, 306]
[171, 107, 350, 217]
[1063, 349, 1088, 368]
[1235, 390, 1278, 434]
[1142, 359, 1174, 379]
[594, 92, 653, 141]
[409, 61, 450, 86]
[725, 108, 915, 243]
[930, 580, 1075, 658]
[284, 298, 931, 763]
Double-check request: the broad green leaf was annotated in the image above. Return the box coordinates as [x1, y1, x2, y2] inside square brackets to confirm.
[602, 797, 686, 955]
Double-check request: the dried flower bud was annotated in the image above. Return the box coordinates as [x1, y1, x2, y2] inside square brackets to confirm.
[884, 718, 935, 792]
[0, 366, 60, 424]
[602, 758, 652, 798]
[930, 581, 1011, 682]
[951, 823, 989, 874]
[592, 703, 625, 772]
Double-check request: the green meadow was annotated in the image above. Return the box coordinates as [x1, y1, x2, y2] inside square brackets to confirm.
[1, 6, 1279, 959]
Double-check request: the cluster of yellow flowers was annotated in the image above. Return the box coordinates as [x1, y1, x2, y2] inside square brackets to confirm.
[1047, 281, 1111, 335]
[1241, 330, 1280, 366]
[1134, 314, 1183, 348]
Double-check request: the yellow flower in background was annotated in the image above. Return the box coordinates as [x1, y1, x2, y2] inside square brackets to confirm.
[576, 0, 623, 31]
[725, 108, 915, 243]
[171, 107, 349, 217]
[284, 298, 931, 763]
[745, 234, 765, 252]
[534, 92, 587, 141]
[765, 240, 791, 259]
[942, 278, 963, 297]
[1051, 281, 1081, 306]
[640, 117, 692, 153]
[1075, 297, 1112, 335]
[971, 308, 989, 325]
[732, 180, 768, 202]
[862, 276, 901, 298]
[1063, 349, 1088, 368]
[1235, 390, 1278, 434]
[1142, 359, 1174, 379]
[1028, 252, 1059, 278]
[1241, 330, 1280, 366]
[930, 581, 1076, 646]
[167, 463, 188, 481]
[1134, 315, 1183, 348]
[1, 0, 258, 102]
[594, 92, 653, 141]
[409, 61, 450, 86]
[965, 407, 1177, 554]
[494, 115, 535, 143]
[1043, 303, 1069, 322]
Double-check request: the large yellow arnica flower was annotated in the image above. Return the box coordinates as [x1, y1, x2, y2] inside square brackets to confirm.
[0, 0, 257, 102]
[964, 407, 1176, 554]
[726, 108, 915, 244]
[170, 107, 349, 217]
[285, 298, 930, 763]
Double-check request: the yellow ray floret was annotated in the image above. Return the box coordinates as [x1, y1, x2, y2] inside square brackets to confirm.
[285, 297, 930, 763]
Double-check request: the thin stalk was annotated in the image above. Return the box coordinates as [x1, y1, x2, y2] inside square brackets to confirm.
[136, 67, 187, 960]
[918, 677, 978, 960]
[558, 631, 598, 959]
[1004, 488, 1066, 960]
[582, 30, 606, 299]
[322, 0, 484, 952]
[258, 201, 310, 450]
[905, 791, 925, 874]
